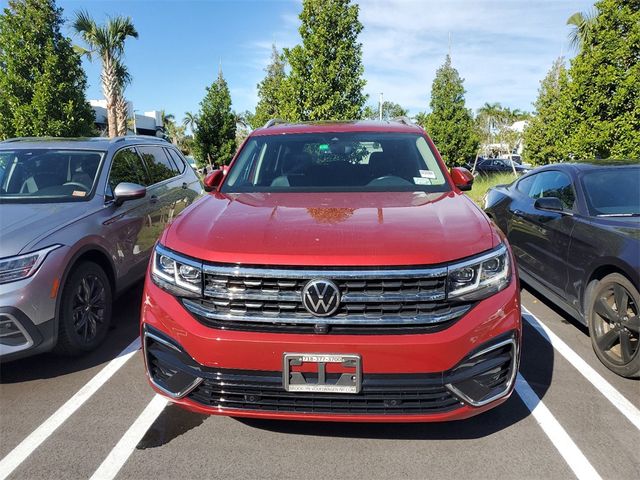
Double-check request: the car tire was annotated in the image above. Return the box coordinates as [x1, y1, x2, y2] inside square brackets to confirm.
[55, 261, 113, 356]
[586, 273, 640, 378]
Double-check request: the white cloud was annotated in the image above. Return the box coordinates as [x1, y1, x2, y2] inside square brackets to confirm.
[357, 0, 593, 113]
[250, 0, 593, 115]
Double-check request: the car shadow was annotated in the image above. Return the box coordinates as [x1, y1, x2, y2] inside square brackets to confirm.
[521, 283, 589, 336]
[0, 282, 143, 383]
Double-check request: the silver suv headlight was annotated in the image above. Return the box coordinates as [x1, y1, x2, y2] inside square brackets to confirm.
[447, 244, 511, 301]
[0, 245, 61, 284]
[151, 244, 202, 297]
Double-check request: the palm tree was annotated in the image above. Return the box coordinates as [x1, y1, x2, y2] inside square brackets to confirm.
[73, 11, 138, 138]
[182, 112, 198, 135]
[567, 9, 597, 51]
[114, 59, 131, 136]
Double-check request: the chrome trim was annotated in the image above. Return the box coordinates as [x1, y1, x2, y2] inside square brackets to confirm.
[447, 243, 507, 271]
[144, 330, 182, 353]
[202, 264, 447, 280]
[182, 298, 471, 326]
[143, 329, 203, 399]
[445, 337, 519, 407]
[0, 314, 34, 356]
[203, 289, 446, 303]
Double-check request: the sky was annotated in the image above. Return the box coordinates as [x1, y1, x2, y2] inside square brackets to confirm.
[11, 0, 595, 123]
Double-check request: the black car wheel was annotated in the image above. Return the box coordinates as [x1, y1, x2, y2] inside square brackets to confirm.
[55, 261, 113, 355]
[586, 273, 640, 378]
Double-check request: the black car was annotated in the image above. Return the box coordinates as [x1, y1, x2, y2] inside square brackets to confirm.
[472, 158, 530, 176]
[485, 162, 640, 378]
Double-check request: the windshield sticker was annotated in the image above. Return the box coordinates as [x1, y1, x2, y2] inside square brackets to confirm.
[72, 190, 87, 197]
[413, 177, 431, 185]
[419, 170, 437, 179]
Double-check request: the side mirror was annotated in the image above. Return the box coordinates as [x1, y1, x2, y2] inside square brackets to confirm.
[113, 182, 146, 206]
[203, 169, 224, 192]
[450, 167, 474, 191]
[534, 197, 564, 212]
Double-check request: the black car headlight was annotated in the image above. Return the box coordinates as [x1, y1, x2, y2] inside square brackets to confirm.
[447, 244, 511, 301]
[151, 244, 202, 297]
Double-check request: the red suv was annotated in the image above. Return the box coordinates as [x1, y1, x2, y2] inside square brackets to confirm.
[141, 120, 521, 422]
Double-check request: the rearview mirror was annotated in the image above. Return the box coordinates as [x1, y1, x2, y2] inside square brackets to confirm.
[534, 197, 564, 212]
[450, 167, 474, 191]
[203, 169, 224, 192]
[113, 182, 146, 206]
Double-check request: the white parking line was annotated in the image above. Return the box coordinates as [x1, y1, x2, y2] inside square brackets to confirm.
[0, 337, 141, 480]
[515, 373, 602, 480]
[522, 307, 640, 431]
[89, 394, 168, 480]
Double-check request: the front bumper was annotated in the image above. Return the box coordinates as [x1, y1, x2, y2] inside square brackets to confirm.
[141, 274, 521, 422]
[0, 246, 69, 361]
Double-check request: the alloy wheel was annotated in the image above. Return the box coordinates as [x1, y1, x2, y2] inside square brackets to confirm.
[71, 274, 107, 344]
[591, 283, 639, 366]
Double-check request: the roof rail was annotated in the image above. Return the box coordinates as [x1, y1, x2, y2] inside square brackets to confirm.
[111, 135, 168, 144]
[391, 116, 415, 126]
[0, 137, 41, 143]
[263, 118, 288, 128]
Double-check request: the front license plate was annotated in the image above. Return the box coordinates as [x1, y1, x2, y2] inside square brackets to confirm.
[283, 353, 362, 394]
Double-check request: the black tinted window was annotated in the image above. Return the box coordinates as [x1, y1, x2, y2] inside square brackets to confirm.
[166, 148, 186, 174]
[582, 167, 640, 216]
[517, 174, 536, 195]
[138, 146, 177, 184]
[109, 148, 148, 190]
[528, 171, 575, 209]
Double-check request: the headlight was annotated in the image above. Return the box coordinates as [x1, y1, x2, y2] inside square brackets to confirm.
[0, 245, 61, 284]
[447, 244, 511, 301]
[151, 244, 202, 297]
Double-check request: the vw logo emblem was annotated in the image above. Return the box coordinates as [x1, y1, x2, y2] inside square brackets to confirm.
[301, 279, 341, 317]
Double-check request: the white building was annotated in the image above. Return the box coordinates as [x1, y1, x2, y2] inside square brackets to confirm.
[89, 100, 164, 136]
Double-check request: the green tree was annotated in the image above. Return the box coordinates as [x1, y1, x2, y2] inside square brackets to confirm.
[281, 0, 367, 121]
[0, 0, 95, 139]
[567, 8, 598, 52]
[182, 111, 198, 135]
[361, 101, 408, 121]
[523, 58, 570, 165]
[73, 10, 138, 138]
[563, 0, 640, 159]
[250, 45, 287, 129]
[422, 55, 478, 166]
[193, 71, 236, 166]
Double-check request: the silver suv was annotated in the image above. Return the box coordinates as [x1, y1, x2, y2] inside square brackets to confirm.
[0, 136, 202, 361]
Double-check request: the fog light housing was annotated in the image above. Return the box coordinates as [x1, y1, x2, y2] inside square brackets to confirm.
[445, 332, 519, 407]
[143, 325, 203, 399]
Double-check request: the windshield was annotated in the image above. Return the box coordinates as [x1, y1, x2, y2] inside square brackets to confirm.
[581, 167, 640, 216]
[222, 132, 450, 193]
[0, 149, 104, 203]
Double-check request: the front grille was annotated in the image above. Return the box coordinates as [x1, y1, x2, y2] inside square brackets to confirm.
[187, 370, 462, 415]
[182, 264, 473, 334]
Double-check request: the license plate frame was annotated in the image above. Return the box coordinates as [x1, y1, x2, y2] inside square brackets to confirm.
[283, 353, 362, 394]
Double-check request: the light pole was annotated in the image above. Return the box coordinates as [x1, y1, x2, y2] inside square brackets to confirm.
[379, 92, 384, 121]
[132, 109, 138, 135]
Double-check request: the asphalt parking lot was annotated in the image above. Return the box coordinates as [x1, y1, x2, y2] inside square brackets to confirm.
[0, 284, 638, 480]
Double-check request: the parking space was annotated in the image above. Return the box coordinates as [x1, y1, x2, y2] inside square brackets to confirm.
[1, 285, 638, 480]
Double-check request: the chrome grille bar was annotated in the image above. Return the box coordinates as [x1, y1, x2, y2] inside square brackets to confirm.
[183, 298, 471, 326]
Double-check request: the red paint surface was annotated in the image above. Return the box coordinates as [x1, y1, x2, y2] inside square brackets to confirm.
[143, 122, 522, 421]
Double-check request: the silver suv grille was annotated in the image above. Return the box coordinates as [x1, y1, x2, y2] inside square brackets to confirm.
[181, 265, 473, 333]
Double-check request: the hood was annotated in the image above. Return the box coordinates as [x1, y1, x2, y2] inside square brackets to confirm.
[0, 202, 93, 256]
[163, 191, 498, 267]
